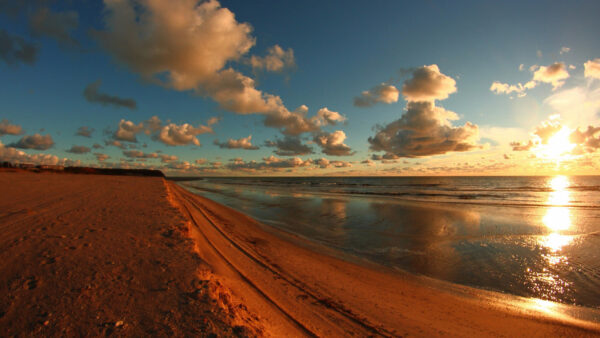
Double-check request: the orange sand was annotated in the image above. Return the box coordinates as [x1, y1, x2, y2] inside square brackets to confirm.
[1, 171, 598, 336]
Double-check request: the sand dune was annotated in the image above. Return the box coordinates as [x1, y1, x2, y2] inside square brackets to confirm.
[1, 171, 598, 336]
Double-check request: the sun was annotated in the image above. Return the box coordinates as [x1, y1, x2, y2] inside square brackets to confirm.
[534, 126, 576, 162]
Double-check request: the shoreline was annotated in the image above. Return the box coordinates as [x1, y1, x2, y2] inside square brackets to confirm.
[168, 181, 600, 336]
[1, 171, 598, 336]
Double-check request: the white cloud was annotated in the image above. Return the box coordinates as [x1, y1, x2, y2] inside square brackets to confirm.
[489, 81, 536, 97]
[354, 83, 400, 107]
[114, 119, 144, 142]
[368, 101, 480, 157]
[584, 59, 600, 80]
[0, 119, 24, 135]
[214, 135, 259, 150]
[559, 46, 570, 55]
[401, 64, 457, 102]
[249, 45, 295, 72]
[532, 62, 569, 90]
[157, 123, 212, 146]
[313, 130, 354, 156]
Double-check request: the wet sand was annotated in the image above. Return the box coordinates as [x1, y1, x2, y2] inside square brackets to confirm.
[1, 171, 598, 336]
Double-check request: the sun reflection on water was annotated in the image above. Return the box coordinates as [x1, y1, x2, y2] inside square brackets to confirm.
[526, 176, 575, 305]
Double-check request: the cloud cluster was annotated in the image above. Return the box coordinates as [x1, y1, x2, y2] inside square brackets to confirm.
[353, 83, 399, 107]
[491, 62, 571, 97]
[109, 116, 216, 146]
[584, 59, 600, 80]
[401, 65, 456, 102]
[263, 105, 346, 136]
[0, 142, 62, 165]
[264, 136, 313, 156]
[0, 29, 38, 65]
[94, 0, 345, 140]
[313, 158, 352, 169]
[214, 135, 259, 150]
[532, 62, 570, 89]
[570, 126, 600, 154]
[223, 155, 351, 172]
[75, 126, 94, 138]
[490, 80, 536, 97]
[0, 119, 23, 135]
[8, 133, 54, 150]
[66, 145, 91, 154]
[94, 153, 109, 162]
[123, 150, 158, 159]
[114, 119, 144, 142]
[158, 123, 212, 146]
[313, 130, 354, 156]
[83, 80, 137, 109]
[250, 45, 295, 72]
[368, 65, 480, 158]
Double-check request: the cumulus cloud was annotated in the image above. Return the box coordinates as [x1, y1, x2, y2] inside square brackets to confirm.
[157, 122, 212, 146]
[93, 0, 342, 138]
[0, 119, 24, 135]
[195, 158, 207, 165]
[369, 65, 479, 158]
[8, 133, 54, 150]
[489, 80, 536, 97]
[66, 145, 91, 154]
[214, 135, 259, 150]
[75, 126, 94, 138]
[368, 101, 480, 158]
[560, 47, 570, 55]
[225, 155, 313, 172]
[122, 150, 159, 159]
[249, 45, 295, 72]
[0, 29, 38, 65]
[0, 143, 62, 165]
[93, 0, 281, 114]
[584, 59, 600, 80]
[114, 119, 144, 142]
[264, 136, 313, 156]
[263, 105, 345, 136]
[105, 139, 126, 149]
[29, 7, 79, 46]
[532, 62, 570, 90]
[313, 130, 354, 156]
[361, 159, 375, 166]
[94, 153, 109, 162]
[314, 157, 352, 168]
[510, 140, 534, 151]
[159, 154, 178, 163]
[491, 62, 571, 97]
[402, 65, 457, 102]
[83, 80, 137, 109]
[354, 83, 400, 107]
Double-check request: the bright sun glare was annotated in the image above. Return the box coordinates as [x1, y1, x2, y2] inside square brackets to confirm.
[534, 127, 576, 162]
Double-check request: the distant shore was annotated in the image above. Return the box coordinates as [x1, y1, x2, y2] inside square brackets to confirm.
[1, 171, 598, 336]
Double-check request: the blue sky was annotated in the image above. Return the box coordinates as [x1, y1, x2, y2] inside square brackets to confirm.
[1, 0, 600, 175]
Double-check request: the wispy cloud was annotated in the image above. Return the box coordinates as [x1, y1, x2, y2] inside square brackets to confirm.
[83, 80, 137, 109]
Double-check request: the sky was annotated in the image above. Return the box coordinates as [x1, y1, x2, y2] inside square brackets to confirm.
[1, 0, 600, 176]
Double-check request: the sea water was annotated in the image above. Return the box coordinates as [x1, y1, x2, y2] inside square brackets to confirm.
[179, 176, 600, 309]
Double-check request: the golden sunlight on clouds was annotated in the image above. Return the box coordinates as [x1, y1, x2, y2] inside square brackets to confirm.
[532, 126, 576, 163]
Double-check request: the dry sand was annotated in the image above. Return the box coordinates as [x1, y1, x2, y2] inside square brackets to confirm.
[1, 171, 599, 337]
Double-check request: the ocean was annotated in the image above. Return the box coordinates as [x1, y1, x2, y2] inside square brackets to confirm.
[178, 176, 600, 309]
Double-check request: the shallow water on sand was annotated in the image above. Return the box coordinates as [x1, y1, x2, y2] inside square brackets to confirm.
[179, 176, 600, 309]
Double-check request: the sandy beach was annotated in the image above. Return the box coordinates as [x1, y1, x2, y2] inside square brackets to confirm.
[1, 171, 599, 336]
